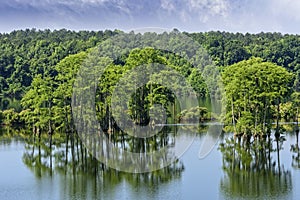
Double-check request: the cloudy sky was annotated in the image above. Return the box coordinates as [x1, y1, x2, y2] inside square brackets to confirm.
[0, 0, 299, 33]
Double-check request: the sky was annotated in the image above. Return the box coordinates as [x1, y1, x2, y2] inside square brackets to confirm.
[0, 0, 300, 34]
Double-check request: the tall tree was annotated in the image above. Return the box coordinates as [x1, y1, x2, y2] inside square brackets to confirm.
[222, 57, 294, 139]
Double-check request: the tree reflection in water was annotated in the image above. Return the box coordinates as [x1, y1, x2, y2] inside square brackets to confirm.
[291, 127, 300, 169]
[219, 131, 292, 199]
[22, 126, 185, 199]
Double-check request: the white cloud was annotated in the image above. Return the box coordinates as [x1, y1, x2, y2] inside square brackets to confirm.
[159, 0, 231, 25]
[185, 0, 230, 16]
[1, 0, 300, 33]
[9, 0, 109, 8]
[160, 0, 176, 12]
[219, 0, 300, 33]
[269, 0, 300, 21]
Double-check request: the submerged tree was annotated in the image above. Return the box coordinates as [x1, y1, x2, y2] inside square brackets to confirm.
[222, 57, 294, 139]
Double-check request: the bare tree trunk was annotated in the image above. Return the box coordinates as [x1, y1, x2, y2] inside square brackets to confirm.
[254, 107, 258, 137]
[296, 107, 299, 125]
[65, 133, 69, 167]
[231, 98, 237, 135]
[275, 99, 280, 138]
[263, 99, 267, 135]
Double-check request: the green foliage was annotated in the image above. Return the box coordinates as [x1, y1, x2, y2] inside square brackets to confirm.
[0, 110, 3, 124]
[0, 29, 118, 100]
[219, 135, 292, 199]
[222, 57, 294, 136]
[177, 106, 209, 122]
[1, 108, 20, 125]
[92, 46, 208, 127]
[279, 102, 295, 121]
[0, 29, 299, 137]
[20, 52, 88, 134]
[186, 31, 300, 70]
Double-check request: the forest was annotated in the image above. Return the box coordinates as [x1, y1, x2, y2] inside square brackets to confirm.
[0, 29, 299, 142]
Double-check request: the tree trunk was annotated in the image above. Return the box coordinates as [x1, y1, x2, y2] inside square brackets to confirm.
[262, 98, 267, 135]
[231, 98, 237, 135]
[275, 99, 280, 138]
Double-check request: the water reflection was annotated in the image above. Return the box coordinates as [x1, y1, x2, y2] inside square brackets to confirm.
[219, 131, 293, 199]
[291, 127, 300, 169]
[21, 126, 186, 199]
[0, 126, 26, 144]
[3, 124, 300, 199]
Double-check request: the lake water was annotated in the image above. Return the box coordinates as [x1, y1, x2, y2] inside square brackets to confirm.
[0, 125, 299, 200]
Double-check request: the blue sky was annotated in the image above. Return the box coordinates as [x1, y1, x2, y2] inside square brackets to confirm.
[0, 0, 299, 33]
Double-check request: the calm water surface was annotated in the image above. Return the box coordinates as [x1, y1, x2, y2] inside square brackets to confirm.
[0, 126, 299, 200]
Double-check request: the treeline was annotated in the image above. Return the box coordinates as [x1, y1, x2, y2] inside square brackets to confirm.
[0, 29, 299, 134]
[186, 31, 300, 71]
[1, 29, 299, 101]
[0, 28, 119, 101]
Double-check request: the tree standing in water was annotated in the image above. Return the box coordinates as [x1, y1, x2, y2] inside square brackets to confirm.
[222, 57, 294, 140]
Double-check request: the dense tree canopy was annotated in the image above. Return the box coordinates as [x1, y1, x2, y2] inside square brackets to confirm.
[0, 29, 118, 101]
[0, 29, 299, 137]
[222, 58, 294, 138]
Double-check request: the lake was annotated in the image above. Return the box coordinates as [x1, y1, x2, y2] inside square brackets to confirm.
[0, 125, 299, 200]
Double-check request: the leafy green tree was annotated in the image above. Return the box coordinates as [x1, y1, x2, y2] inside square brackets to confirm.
[222, 57, 293, 138]
[53, 52, 87, 133]
[21, 75, 55, 137]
